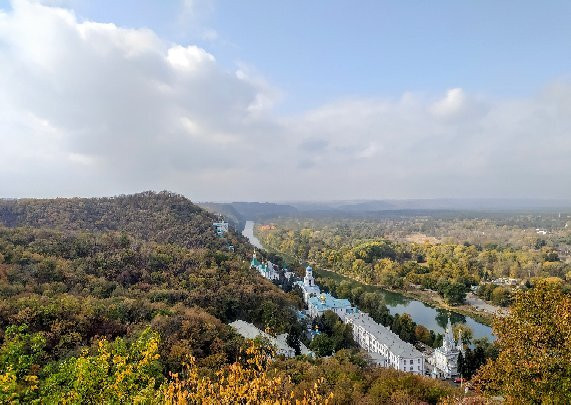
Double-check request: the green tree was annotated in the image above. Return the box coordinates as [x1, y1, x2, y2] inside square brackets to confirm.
[490, 286, 512, 306]
[286, 323, 303, 356]
[457, 351, 466, 378]
[452, 323, 473, 346]
[309, 334, 334, 357]
[442, 281, 467, 305]
[313, 311, 355, 353]
[392, 313, 417, 344]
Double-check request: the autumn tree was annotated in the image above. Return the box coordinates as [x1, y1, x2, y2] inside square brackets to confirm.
[474, 281, 571, 403]
[453, 323, 473, 346]
[0, 325, 46, 403]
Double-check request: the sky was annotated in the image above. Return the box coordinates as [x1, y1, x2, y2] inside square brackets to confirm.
[1, 0, 571, 201]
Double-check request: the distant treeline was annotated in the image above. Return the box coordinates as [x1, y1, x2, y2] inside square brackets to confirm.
[257, 219, 570, 305]
[199, 201, 298, 231]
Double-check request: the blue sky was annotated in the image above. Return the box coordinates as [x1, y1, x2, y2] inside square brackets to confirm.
[44, 0, 571, 110]
[213, 1, 571, 106]
[1, 0, 571, 200]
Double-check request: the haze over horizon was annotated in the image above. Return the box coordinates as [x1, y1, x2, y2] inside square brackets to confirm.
[1, 0, 571, 201]
[202, 198, 571, 212]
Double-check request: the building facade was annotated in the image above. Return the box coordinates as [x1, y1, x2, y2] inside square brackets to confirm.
[250, 251, 280, 281]
[345, 312, 425, 375]
[293, 263, 426, 375]
[294, 265, 321, 304]
[229, 320, 312, 358]
[428, 318, 462, 378]
[307, 293, 357, 319]
[213, 221, 229, 237]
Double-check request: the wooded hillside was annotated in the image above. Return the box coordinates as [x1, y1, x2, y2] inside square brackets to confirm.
[0, 191, 251, 254]
[0, 193, 464, 403]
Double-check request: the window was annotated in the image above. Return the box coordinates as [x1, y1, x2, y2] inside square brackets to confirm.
[410, 367, 413, 371]
[410, 360, 413, 365]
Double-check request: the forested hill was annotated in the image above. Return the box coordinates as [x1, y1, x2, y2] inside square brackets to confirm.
[0, 193, 310, 401]
[199, 201, 299, 231]
[0, 192, 465, 403]
[0, 191, 251, 254]
[198, 202, 246, 231]
[0, 220, 460, 403]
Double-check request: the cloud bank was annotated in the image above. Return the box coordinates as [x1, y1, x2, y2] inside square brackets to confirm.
[1, 0, 570, 201]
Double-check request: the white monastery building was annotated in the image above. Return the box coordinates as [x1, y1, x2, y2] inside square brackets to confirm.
[307, 293, 357, 319]
[294, 265, 321, 303]
[427, 318, 462, 378]
[294, 263, 425, 375]
[345, 312, 425, 374]
[250, 250, 279, 281]
[229, 320, 312, 358]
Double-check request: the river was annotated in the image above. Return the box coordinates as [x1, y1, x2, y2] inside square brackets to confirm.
[315, 268, 494, 341]
[242, 220, 263, 249]
[243, 221, 494, 341]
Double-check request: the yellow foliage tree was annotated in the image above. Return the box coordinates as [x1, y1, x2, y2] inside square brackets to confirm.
[162, 343, 332, 404]
[473, 281, 571, 404]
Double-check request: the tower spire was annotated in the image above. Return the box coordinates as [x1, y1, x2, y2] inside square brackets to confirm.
[443, 316, 455, 349]
[457, 329, 464, 351]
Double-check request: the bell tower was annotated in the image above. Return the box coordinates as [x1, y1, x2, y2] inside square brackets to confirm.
[443, 317, 455, 350]
[304, 265, 314, 287]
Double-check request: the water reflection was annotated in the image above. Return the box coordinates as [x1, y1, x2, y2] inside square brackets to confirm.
[240, 222, 494, 341]
[376, 288, 410, 307]
[435, 309, 466, 329]
[316, 268, 494, 341]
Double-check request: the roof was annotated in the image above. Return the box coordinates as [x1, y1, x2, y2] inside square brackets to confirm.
[345, 312, 423, 359]
[296, 310, 308, 321]
[308, 293, 354, 312]
[295, 281, 321, 293]
[299, 341, 312, 356]
[276, 334, 313, 356]
[230, 320, 267, 340]
[367, 352, 388, 363]
[229, 320, 297, 356]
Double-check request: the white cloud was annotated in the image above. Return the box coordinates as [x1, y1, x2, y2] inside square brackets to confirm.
[430, 88, 466, 117]
[167, 45, 215, 70]
[235, 64, 282, 114]
[0, 0, 570, 201]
